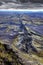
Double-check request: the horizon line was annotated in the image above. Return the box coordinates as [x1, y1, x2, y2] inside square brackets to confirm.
[0, 9, 43, 12]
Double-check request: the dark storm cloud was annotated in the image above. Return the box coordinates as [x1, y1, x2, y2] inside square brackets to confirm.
[0, 0, 43, 9]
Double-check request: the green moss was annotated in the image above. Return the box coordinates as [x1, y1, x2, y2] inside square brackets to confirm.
[0, 43, 24, 65]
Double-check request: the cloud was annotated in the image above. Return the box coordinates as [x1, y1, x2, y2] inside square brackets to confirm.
[0, 1, 43, 9]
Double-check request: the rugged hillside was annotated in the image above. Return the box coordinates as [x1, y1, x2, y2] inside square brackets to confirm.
[0, 43, 24, 65]
[0, 12, 43, 65]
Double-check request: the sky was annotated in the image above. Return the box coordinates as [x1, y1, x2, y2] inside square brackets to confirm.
[0, 0, 43, 9]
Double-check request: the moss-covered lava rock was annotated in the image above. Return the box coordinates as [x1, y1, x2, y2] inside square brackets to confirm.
[0, 43, 24, 65]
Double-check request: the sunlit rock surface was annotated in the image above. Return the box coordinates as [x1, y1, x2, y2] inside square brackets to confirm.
[0, 11, 43, 65]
